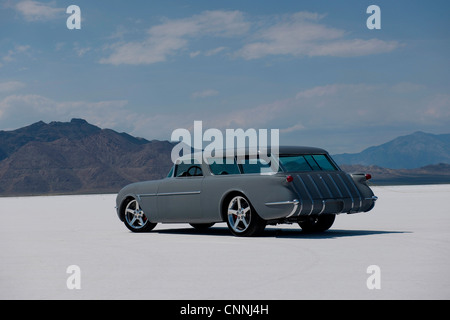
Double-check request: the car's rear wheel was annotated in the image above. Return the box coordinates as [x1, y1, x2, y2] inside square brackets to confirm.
[226, 195, 266, 237]
[298, 214, 335, 233]
[123, 199, 157, 233]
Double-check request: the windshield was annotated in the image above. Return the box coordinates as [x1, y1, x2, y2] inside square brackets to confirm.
[278, 154, 338, 172]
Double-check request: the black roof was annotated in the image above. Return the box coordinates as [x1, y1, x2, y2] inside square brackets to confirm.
[197, 145, 329, 156]
[276, 145, 328, 155]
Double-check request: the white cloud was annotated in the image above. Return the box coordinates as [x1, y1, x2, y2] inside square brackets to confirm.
[0, 94, 129, 129]
[189, 47, 227, 58]
[0, 81, 25, 93]
[134, 82, 449, 143]
[191, 89, 219, 99]
[280, 122, 306, 133]
[295, 84, 340, 99]
[295, 83, 377, 100]
[100, 36, 187, 65]
[75, 46, 91, 57]
[189, 51, 201, 58]
[424, 94, 450, 120]
[2, 45, 31, 63]
[204, 46, 227, 56]
[237, 12, 400, 59]
[185, 83, 449, 137]
[101, 10, 248, 65]
[15, 1, 64, 22]
[100, 10, 400, 66]
[288, 83, 450, 133]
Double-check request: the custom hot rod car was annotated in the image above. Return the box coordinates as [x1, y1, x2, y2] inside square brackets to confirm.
[115, 146, 377, 237]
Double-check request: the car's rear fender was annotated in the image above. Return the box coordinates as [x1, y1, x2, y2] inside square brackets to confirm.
[216, 174, 298, 221]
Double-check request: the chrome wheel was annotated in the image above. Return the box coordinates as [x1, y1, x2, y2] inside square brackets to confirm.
[123, 199, 157, 232]
[227, 196, 251, 234]
[226, 195, 266, 237]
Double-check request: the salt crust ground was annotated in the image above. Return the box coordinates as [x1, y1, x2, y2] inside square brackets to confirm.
[1, 185, 449, 300]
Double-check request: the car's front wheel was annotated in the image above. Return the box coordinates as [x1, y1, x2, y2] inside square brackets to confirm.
[226, 195, 266, 237]
[123, 199, 157, 233]
[298, 214, 335, 233]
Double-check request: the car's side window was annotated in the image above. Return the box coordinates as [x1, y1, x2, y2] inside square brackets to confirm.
[238, 156, 276, 174]
[208, 158, 240, 175]
[187, 165, 203, 177]
[175, 161, 203, 177]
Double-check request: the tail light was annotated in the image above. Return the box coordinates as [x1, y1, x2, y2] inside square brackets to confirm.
[286, 175, 294, 183]
[365, 173, 372, 180]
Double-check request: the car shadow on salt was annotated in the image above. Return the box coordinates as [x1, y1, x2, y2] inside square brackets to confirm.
[266, 228, 410, 239]
[151, 226, 409, 239]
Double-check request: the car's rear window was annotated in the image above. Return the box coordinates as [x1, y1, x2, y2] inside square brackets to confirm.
[279, 154, 337, 172]
[311, 154, 337, 171]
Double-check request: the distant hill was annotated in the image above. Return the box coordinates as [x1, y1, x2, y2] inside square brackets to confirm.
[0, 119, 174, 196]
[333, 131, 450, 169]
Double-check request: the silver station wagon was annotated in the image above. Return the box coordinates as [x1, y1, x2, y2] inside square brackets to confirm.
[115, 146, 378, 237]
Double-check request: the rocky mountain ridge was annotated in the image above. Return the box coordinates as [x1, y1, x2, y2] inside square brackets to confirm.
[333, 131, 450, 169]
[0, 119, 173, 196]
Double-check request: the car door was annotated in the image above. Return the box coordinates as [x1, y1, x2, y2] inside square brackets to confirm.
[157, 161, 204, 222]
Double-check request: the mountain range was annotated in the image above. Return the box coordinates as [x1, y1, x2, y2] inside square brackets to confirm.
[0, 119, 449, 196]
[332, 131, 450, 169]
[0, 119, 173, 196]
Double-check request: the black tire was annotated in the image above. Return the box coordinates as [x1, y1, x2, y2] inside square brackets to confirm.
[189, 223, 215, 230]
[123, 198, 157, 233]
[225, 195, 266, 237]
[298, 214, 335, 233]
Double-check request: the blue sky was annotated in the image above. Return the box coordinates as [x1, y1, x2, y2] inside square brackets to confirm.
[1, 0, 449, 153]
